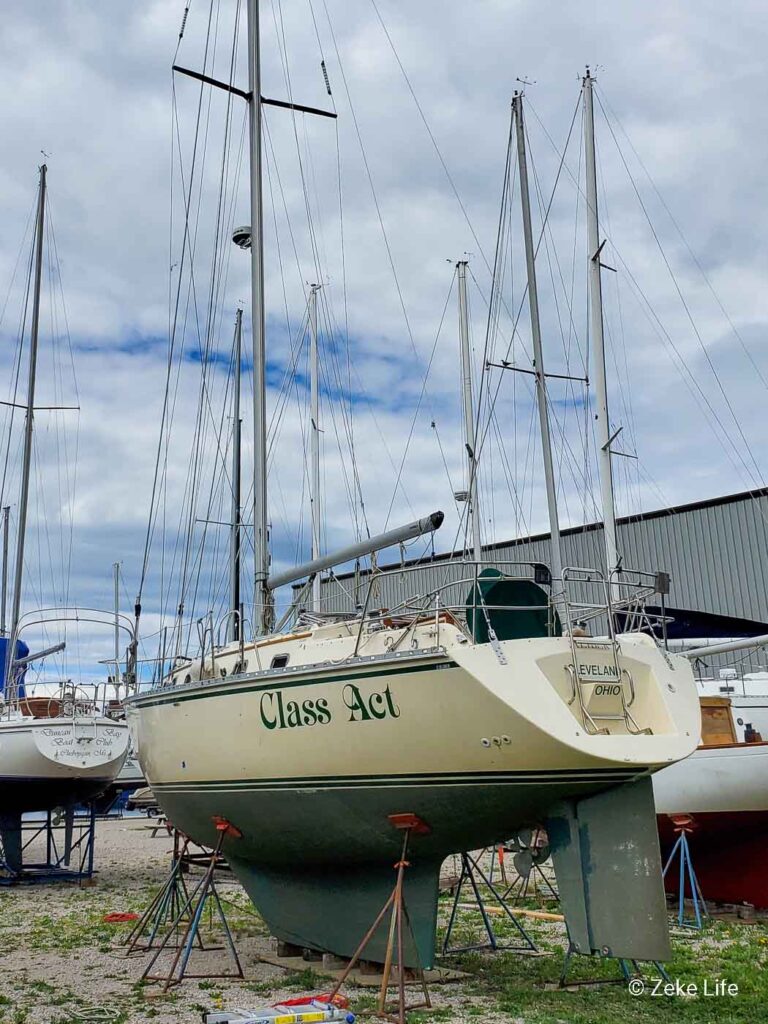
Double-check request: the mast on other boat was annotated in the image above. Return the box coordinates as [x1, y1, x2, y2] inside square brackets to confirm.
[582, 69, 620, 593]
[308, 284, 322, 611]
[512, 91, 566, 616]
[456, 260, 482, 563]
[4, 164, 48, 699]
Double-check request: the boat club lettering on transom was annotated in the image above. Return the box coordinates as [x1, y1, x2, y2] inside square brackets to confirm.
[259, 683, 400, 731]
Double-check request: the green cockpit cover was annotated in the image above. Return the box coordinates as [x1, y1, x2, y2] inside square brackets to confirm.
[466, 567, 560, 642]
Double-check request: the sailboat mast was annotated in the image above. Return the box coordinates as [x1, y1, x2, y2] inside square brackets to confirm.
[309, 285, 322, 610]
[512, 93, 564, 606]
[229, 308, 243, 642]
[583, 70, 619, 587]
[246, 0, 271, 634]
[7, 163, 47, 677]
[1, 506, 9, 636]
[456, 261, 482, 563]
[113, 561, 121, 698]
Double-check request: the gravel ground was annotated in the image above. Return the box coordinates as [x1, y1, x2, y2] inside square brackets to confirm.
[2, 818, 766, 1024]
[0, 818, 520, 1024]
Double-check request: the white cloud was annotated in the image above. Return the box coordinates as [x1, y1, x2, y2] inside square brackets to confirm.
[1, 0, 767, 674]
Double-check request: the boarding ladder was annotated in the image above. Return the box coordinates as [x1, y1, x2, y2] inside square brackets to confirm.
[561, 569, 652, 737]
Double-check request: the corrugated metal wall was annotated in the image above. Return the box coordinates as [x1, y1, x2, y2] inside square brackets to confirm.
[318, 490, 768, 626]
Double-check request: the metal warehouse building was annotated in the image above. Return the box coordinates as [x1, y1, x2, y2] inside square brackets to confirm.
[315, 488, 768, 653]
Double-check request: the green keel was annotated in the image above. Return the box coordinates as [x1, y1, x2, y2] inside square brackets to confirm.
[153, 770, 643, 968]
[231, 855, 440, 968]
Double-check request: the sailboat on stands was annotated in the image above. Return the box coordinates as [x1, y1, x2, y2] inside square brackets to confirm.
[126, 16, 700, 969]
[653, 633, 768, 908]
[0, 166, 129, 874]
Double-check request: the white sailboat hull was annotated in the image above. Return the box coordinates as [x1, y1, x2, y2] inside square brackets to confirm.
[128, 625, 700, 964]
[653, 741, 768, 815]
[654, 741, 768, 907]
[0, 715, 129, 813]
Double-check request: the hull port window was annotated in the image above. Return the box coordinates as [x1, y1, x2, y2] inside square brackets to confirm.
[271, 654, 289, 669]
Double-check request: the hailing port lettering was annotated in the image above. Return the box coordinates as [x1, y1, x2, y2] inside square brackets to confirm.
[577, 663, 620, 679]
[259, 683, 400, 731]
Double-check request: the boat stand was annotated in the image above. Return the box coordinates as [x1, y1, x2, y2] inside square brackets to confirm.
[487, 845, 507, 887]
[328, 814, 431, 1024]
[441, 851, 537, 955]
[140, 818, 245, 991]
[559, 942, 670, 988]
[501, 860, 558, 905]
[124, 830, 205, 954]
[662, 817, 708, 929]
[0, 804, 97, 884]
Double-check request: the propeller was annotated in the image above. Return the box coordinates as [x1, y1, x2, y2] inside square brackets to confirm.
[505, 827, 551, 878]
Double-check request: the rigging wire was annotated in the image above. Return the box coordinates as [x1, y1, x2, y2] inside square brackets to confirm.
[595, 89, 765, 492]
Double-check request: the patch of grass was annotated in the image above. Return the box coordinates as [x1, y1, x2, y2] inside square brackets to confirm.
[282, 968, 322, 992]
[438, 916, 768, 1024]
[245, 980, 277, 996]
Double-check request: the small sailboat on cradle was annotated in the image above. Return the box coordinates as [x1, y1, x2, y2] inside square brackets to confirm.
[126, 6, 700, 969]
[0, 165, 129, 874]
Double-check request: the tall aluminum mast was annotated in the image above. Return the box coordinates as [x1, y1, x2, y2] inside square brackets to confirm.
[309, 285, 322, 610]
[583, 69, 620, 586]
[1, 506, 9, 636]
[456, 261, 482, 563]
[7, 164, 47, 685]
[512, 93, 564, 608]
[113, 561, 121, 698]
[229, 308, 243, 642]
[246, 0, 272, 634]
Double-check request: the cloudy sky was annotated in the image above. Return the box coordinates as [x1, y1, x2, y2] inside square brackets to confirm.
[1, 0, 767, 680]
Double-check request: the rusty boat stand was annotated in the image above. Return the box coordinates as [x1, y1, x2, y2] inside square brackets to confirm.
[328, 814, 431, 1024]
[138, 818, 245, 991]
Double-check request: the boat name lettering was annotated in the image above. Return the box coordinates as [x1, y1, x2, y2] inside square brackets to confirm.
[578, 663, 620, 679]
[342, 683, 400, 723]
[258, 683, 400, 730]
[259, 691, 332, 730]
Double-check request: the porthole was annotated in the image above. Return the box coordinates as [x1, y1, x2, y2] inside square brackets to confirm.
[184, 674, 191, 685]
[271, 654, 289, 669]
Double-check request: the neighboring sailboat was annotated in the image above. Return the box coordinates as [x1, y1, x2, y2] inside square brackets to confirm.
[0, 165, 129, 873]
[126, 19, 700, 972]
[653, 695, 768, 907]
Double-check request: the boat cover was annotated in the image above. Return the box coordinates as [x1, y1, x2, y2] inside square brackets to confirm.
[0, 637, 29, 697]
